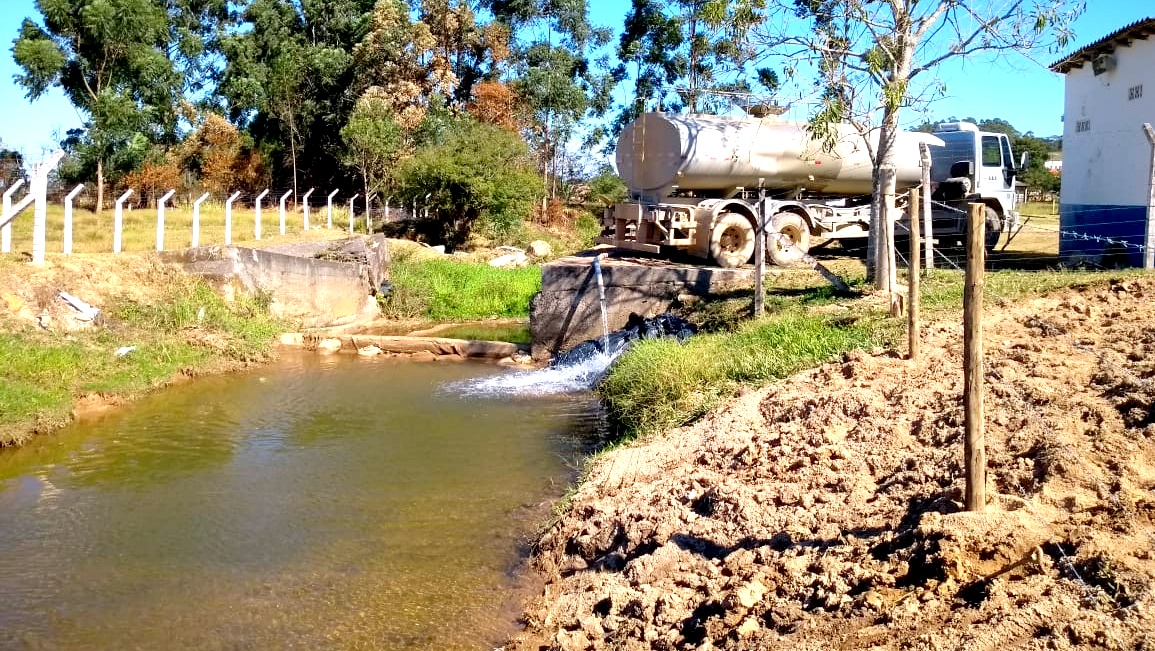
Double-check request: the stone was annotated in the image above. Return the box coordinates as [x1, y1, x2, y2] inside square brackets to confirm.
[735, 580, 767, 609]
[489, 251, 528, 268]
[279, 332, 304, 346]
[410, 350, 437, 362]
[528, 240, 552, 257]
[357, 345, 382, 356]
[2, 292, 23, 313]
[316, 338, 343, 354]
[737, 616, 761, 637]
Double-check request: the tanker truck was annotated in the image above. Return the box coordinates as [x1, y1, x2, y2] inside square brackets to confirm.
[601, 113, 1023, 268]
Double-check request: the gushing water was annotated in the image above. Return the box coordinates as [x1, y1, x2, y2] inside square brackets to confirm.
[592, 255, 610, 354]
[448, 349, 620, 397]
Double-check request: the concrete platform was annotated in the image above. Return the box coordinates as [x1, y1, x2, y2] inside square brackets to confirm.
[163, 236, 388, 328]
[530, 253, 753, 360]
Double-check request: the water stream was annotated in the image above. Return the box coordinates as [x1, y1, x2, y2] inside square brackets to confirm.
[0, 353, 601, 651]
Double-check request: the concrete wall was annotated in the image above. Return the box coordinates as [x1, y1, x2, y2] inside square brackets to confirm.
[530, 255, 752, 360]
[166, 243, 380, 328]
[1060, 35, 1155, 266]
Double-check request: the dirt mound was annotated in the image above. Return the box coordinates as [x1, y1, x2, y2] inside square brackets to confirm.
[515, 278, 1155, 650]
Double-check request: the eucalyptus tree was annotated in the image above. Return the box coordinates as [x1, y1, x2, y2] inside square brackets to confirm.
[613, 0, 773, 136]
[12, 0, 201, 212]
[760, 0, 1082, 290]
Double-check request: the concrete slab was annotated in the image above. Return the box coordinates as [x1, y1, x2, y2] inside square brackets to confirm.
[530, 253, 753, 359]
[163, 237, 388, 328]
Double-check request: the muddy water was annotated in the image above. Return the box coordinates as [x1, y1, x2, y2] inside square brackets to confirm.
[0, 354, 600, 650]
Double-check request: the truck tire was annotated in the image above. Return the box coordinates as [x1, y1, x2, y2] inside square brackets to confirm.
[710, 213, 756, 268]
[983, 205, 1002, 252]
[767, 211, 811, 266]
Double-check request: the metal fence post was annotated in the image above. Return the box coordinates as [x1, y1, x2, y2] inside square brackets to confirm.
[920, 143, 934, 271]
[302, 188, 315, 230]
[2, 179, 25, 253]
[156, 189, 176, 251]
[224, 191, 242, 245]
[192, 193, 210, 247]
[113, 189, 134, 253]
[254, 189, 269, 241]
[63, 184, 84, 255]
[279, 190, 292, 235]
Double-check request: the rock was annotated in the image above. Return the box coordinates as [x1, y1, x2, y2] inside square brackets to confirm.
[556, 629, 591, 651]
[528, 240, 552, 257]
[410, 350, 437, 362]
[2, 292, 22, 313]
[735, 580, 767, 609]
[737, 616, 761, 637]
[316, 338, 343, 354]
[357, 345, 382, 356]
[489, 252, 528, 268]
[279, 332, 304, 346]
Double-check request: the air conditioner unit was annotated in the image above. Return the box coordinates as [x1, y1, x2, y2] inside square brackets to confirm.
[1092, 53, 1116, 76]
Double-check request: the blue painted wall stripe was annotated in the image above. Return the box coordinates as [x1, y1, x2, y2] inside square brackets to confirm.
[1058, 203, 1148, 267]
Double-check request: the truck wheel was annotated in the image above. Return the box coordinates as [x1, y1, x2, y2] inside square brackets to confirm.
[984, 206, 1002, 252]
[710, 213, 756, 268]
[767, 211, 811, 266]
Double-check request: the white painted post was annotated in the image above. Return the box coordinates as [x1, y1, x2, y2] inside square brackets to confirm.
[156, 189, 176, 251]
[279, 190, 292, 235]
[254, 189, 269, 241]
[412, 198, 416, 220]
[364, 193, 372, 233]
[30, 152, 64, 265]
[113, 189, 134, 253]
[423, 193, 431, 219]
[348, 194, 359, 234]
[192, 192, 210, 247]
[1143, 123, 1155, 270]
[63, 184, 84, 255]
[385, 197, 391, 224]
[327, 189, 339, 228]
[302, 188, 315, 230]
[920, 142, 934, 271]
[2, 179, 25, 253]
[224, 191, 242, 245]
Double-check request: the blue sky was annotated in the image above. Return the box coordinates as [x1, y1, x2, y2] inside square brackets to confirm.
[0, 1, 1150, 161]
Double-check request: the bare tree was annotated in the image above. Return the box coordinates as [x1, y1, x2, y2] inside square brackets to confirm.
[759, 0, 1082, 291]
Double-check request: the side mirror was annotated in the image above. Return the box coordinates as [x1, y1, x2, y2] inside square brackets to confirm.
[949, 160, 974, 178]
[1019, 151, 1030, 171]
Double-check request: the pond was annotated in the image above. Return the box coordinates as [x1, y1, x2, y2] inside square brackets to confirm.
[0, 353, 601, 650]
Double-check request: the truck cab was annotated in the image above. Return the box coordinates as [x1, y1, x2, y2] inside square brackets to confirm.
[925, 122, 1021, 248]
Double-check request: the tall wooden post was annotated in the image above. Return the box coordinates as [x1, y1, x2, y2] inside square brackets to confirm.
[964, 202, 986, 512]
[908, 188, 921, 361]
[754, 183, 767, 317]
[1143, 123, 1155, 270]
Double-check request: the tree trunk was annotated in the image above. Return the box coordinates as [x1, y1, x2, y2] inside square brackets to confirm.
[96, 158, 105, 216]
[874, 105, 901, 292]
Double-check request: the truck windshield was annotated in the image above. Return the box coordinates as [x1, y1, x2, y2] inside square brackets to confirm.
[981, 136, 1001, 166]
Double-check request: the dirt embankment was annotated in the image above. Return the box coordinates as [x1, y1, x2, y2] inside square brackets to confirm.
[515, 279, 1155, 650]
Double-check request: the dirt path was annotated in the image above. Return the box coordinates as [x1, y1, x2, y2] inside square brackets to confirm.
[514, 278, 1155, 650]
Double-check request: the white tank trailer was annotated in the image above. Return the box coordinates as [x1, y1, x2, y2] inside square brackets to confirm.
[602, 113, 1023, 268]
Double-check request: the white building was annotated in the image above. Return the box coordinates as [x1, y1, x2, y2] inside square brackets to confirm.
[1050, 17, 1155, 267]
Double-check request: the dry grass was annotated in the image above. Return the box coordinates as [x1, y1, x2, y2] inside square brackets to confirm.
[4, 203, 360, 255]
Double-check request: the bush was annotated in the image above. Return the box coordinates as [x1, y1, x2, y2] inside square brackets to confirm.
[379, 257, 541, 320]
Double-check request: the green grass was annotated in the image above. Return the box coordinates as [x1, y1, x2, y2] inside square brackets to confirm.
[917, 267, 1151, 311]
[380, 255, 542, 321]
[0, 275, 286, 445]
[599, 309, 880, 439]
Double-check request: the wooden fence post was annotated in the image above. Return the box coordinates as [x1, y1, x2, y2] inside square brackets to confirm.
[908, 187, 921, 361]
[964, 202, 986, 512]
[754, 182, 766, 317]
